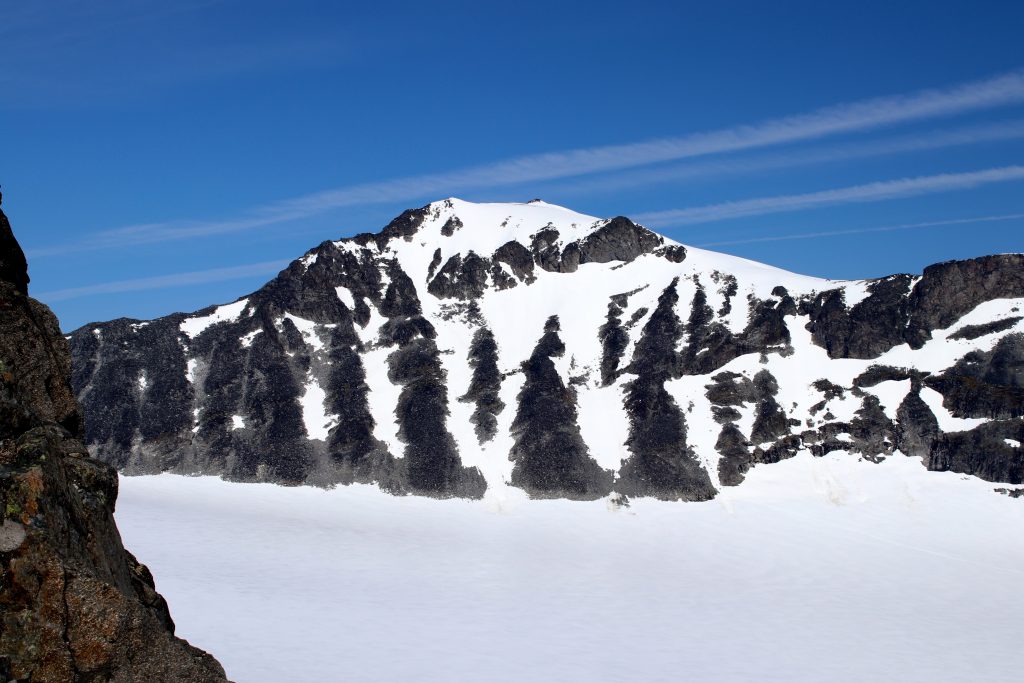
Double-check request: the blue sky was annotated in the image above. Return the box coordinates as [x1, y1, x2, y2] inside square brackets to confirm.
[2, 0, 1023, 331]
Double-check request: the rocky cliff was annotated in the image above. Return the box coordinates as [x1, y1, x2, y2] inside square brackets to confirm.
[0, 205, 228, 681]
[69, 199, 1024, 500]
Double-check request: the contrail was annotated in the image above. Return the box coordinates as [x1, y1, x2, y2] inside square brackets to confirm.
[634, 166, 1024, 227]
[694, 213, 1024, 247]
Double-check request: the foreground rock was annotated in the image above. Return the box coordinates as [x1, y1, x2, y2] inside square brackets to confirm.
[0, 204, 228, 681]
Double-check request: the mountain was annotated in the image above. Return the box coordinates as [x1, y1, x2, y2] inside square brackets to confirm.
[68, 199, 1024, 500]
[0, 204, 228, 680]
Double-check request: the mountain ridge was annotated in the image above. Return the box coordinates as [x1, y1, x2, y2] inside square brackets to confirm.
[69, 198, 1024, 500]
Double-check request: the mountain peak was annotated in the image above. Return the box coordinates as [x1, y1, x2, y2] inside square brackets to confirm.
[68, 198, 1024, 502]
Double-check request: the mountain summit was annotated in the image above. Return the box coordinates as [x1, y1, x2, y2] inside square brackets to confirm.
[69, 199, 1024, 499]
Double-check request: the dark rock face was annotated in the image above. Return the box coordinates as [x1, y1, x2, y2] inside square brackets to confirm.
[906, 255, 1024, 348]
[929, 421, 1023, 483]
[926, 333, 1024, 420]
[0, 209, 228, 681]
[427, 252, 490, 300]
[617, 280, 716, 501]
[894, 385, 939, 460]
[576, 216, 663, 264]
[802, 256, 1024, 359]
[0, 206, 29, 296]
[801, 275, 914, 359]
[509, 317, 613, 499]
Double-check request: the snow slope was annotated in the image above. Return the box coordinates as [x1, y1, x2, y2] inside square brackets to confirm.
[116, 458, 1024, 683]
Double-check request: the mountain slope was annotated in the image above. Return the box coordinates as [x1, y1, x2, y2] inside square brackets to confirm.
[69, 199, 1024, 499]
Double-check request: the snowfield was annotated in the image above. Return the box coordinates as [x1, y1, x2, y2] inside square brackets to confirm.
[115, 453, 1024, 683]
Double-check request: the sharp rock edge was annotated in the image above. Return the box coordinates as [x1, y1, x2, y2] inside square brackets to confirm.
[0, 204, 230, 681]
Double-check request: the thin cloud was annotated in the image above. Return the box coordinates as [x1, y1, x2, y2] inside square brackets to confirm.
[545, 119, 1024, 198]
[634, 166, 1024, 227]
[28, 68, 1024, 256]
[35, 259, 289, 302]
[695, 213, 1024, 247]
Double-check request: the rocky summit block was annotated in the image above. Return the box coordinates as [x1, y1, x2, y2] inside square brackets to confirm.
[68, 198, 1024, 501]
[0, 206, 228, 682]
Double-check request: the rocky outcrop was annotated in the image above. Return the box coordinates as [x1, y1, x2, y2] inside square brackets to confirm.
[0, 205, 228, 681]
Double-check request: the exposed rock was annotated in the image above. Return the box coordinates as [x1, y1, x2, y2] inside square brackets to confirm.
[459, 326, 505, 444]
[617, 280, 716, 501]
[0, 203, 29, 296]
[0, 208, 228, 681]
[948, 317, 1023, 341]
[925, 333, 1024, 419]
[894, 384, 939, 460]
[509, 317, 612, 499]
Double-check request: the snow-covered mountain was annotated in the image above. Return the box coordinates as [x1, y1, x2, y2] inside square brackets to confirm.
[69, 198, 1024, 500]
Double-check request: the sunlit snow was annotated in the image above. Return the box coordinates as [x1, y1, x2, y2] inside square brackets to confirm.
[115, 455, 1024, 683]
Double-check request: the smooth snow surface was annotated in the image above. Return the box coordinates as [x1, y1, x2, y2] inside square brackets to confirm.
[116, 457, 1024, 683]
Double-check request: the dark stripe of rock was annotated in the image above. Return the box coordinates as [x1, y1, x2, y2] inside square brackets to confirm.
[894, 383, 939, 459]
[948, 316, 1023, 341]
[387, 336, 485, 498]
[324, 333, 397, 489]
[460, 326, 504, 444]
[380, 263, 485, 498]
[617, 279, 716, 501]
[598, 298, 630, 386]
[509, 316, 613, 499]
[235, 326, 312, 484]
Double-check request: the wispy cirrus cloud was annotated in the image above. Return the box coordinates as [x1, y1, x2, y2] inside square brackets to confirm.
[34, 259, 289, 302]
[545, 119, 1024, 197]
[26, 68, 1024, 257]
[634, 166, 1024, 227]
[694, 213, 1024, 247]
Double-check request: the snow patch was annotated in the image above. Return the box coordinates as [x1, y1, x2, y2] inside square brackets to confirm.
[335, 286, 355, 311]
[231, 415, 246, 430]
[919, 387, 987, 432]
[283, 313, 326, 352]
[180, 300, 249, 338]
[240, 329, 262, 348]
[299, 377, 334, 441]
[862, 379, 912, 421]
